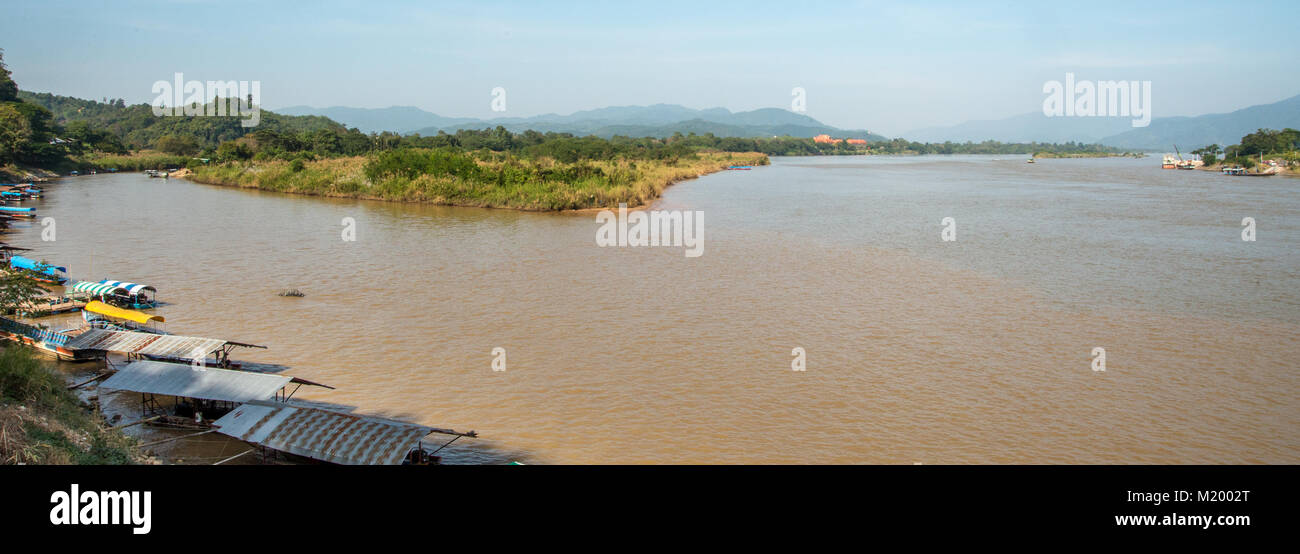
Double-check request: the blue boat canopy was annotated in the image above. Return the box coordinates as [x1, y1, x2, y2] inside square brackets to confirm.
[9, 255, 67, 275]
[0, 206, 34, 213]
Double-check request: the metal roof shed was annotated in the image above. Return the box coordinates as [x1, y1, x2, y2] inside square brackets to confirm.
[100, 361, 292, 403]
[212, 400, 473, 465]
[62, 328, 265, 365]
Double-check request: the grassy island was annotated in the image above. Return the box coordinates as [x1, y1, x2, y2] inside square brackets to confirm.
[186, 148, 768, 211]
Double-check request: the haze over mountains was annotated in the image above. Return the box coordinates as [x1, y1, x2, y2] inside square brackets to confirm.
[903, 94, 1300, 150]
[276, 103, 887, 141]
[279, 94, 1300, 151]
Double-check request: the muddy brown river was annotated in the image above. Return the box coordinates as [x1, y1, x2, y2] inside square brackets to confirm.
[15, 155, 1299, 464]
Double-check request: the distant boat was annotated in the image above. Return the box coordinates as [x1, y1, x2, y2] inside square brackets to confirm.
[8, 255, 68, 285]
[0, 205, 36, 218]
[1161, 154, 1177, 169]
[1026, 158, 1035, 164]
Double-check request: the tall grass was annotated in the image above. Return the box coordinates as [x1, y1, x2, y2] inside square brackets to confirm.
[82, 151, 192, 171]
[187, 150, 769, 211]
[0, 346, 139, 465]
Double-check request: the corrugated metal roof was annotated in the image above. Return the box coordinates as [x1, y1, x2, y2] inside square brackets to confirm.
[63, 328, 230, 359]
[212, 400, 434, 465]
[100, 361, 291, 403]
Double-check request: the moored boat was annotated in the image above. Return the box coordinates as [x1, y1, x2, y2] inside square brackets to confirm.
[69, 279, 158, 309]
[0, 316, 97, 361]
[82, 300, 166, 334]
[8, 255, 69, 284]
[0, 205, 36, 218]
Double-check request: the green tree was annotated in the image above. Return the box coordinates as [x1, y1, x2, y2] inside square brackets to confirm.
[0, 50, 18, 103]
[0, 268, 50, 315]
[155, 134, 201, 155]
[0, 103, 31, 164]
[216, 140, 253, 161]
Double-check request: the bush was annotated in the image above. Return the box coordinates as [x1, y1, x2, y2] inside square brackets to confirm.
[154, 134, 201, 156]
[0, 346, 62, 405]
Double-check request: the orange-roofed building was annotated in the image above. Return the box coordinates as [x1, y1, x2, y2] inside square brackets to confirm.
[846, 139, 867, 145]
[813, 134, 842, 144]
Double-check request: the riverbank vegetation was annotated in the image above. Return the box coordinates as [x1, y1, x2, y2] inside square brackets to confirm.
[188, 148, 768, 210]
[1190, 128, 1299, 171]
[0, 270, 138, 464]
[0, 346, 142, 464]
[1030, 150, 1144, 159]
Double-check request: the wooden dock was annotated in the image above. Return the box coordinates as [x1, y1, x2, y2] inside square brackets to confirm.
[15, 295, 86, 317]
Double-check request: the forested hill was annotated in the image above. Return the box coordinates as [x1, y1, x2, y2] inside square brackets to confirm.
[18, 90, 343, 150]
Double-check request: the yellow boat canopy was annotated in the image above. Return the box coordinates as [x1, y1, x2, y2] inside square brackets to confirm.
[84, 300, 164, 325]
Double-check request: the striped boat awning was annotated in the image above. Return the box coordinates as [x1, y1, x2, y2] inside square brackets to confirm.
[98, 280, 155, 296]
[70, 281, 118, 296]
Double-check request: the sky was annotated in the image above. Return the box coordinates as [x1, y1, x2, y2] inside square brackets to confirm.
[2, 0, 1298, 136]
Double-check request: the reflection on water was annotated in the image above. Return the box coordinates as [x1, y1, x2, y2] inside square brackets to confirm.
[17, 156, 1300, 463]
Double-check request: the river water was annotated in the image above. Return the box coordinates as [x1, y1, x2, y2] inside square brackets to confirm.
[15, 155, 1299, 464]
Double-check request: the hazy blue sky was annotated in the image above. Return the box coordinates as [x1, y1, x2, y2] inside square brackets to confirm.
[3, 0, 1297, 136]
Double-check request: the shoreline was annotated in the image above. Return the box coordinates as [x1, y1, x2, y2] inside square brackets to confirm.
[0, 346, 151, 465]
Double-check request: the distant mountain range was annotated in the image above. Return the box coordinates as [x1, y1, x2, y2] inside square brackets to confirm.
[901, 94, 1300, 150]
[276, 103, 887, 141]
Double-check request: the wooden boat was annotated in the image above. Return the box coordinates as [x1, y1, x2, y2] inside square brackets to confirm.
[1161, 154, 1177, 169]
[7, 255, 68, 284]
[0, 316, 98, 362]
[69, 280, 158, 309]
[0, 205, 36, 218]
[1222, 166, 1248, 176]
[81, 300, 166, 334]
